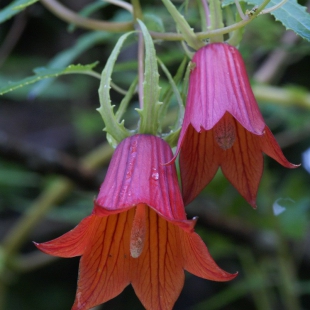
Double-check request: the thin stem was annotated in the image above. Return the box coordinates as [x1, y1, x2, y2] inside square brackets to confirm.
[111, 81, 128, 95]
[40, 0, 134, 32]
[234, 0, 247, 20]
[201, 0, 211, 28]
[148, 6, 263, 42]
[261, 0, 288, 14]
[138, 31, 144, 108]
[253, 85, 310, 110]
[104, 0, 133, 13]
[131, 0, 143, 20]
[0, 11, 27, 68]
[209, 0, 224, 42]
[39, 0, 270, 41]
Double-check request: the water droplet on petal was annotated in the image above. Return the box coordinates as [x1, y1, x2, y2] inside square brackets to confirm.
[151, 172, 159, 180]
[151, 168, 159, 180]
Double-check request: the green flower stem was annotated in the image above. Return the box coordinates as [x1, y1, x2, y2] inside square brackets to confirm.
[226, 4, 244, 46]
[40, 0, 134, 32]
[106, 0, 133, 13]
[161, 0, 204, 50]
[131, 0, 143, 20]
[253, 85, 310, 110]
[39, 0, 270, 42]
[200, 0, 211, 29]
[138, 31, 144, 108]
[136, 20, 161, 135]
[131, 0, 143, 109]
[209, 0, 224, 42]
[1, 143, 114, 259]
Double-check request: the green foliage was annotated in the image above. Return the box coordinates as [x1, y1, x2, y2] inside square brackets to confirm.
[222, 0, 310, 41]
[29, 31, 111, 98]
[0, 0, 38, 23]
[136, 20, 162, 135]
[97, 32, 134, 146]
[161, 0, 204, 49]
[0, 63, 99, 96]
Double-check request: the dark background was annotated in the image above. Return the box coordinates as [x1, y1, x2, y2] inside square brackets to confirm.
[1, 1, 310, 309]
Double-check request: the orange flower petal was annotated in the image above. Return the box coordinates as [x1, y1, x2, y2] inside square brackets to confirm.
[131, 207, 185, 310]
[181, 230, 237, 281]
[260, 126, 299, 168]
[34, 215, 95, 257]
[180, 125, 220, 205]
[220, 118, 263, 208]
[72, 210, 133, 310]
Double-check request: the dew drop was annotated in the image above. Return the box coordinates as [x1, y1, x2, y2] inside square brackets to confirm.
[151, 167, 159, 180]
[151, 172, 159, 180]
[120, 185, 128, 196]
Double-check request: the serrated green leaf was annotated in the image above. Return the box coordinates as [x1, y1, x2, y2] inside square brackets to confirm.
[0, 0, 38, 23]
[222, 0, 310, 41]
[0, 63, 98, 95]
[97, 32, 134, 144]
[136, 20, 162, 135]
[265, 0, 310, 41]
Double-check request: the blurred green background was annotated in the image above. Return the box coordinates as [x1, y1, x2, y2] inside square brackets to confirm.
[1, 0, 310, 309]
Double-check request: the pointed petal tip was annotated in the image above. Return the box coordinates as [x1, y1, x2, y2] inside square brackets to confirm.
[162, 153, 177, 166]
[186, 216, 199, 231]
[250, 201, 257, 209]
[289, 162, 301, 169]
[225, 271, 239, 281]
[33, 240, 50, 254]
[214, 270, 238, 282]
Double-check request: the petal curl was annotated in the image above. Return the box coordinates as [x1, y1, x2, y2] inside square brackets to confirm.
[260, 126, 299, 168]
[34, 215, 95, 257]
[181, 230, 237, 281]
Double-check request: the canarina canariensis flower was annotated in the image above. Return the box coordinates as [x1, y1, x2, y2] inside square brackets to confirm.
[173, 43, 298, 208]
[35, 134, 236, 310]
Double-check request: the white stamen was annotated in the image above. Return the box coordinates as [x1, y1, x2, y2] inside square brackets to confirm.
[130, 204, 146, 258]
